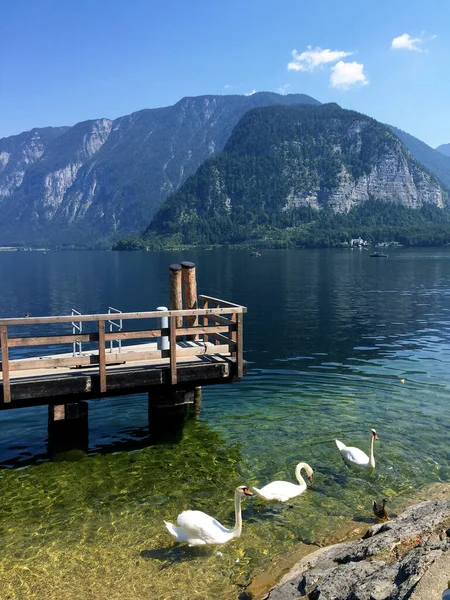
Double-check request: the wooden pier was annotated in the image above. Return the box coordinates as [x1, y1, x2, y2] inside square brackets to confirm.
[0, 295, 246, 405]
[0, 265, 247, 446]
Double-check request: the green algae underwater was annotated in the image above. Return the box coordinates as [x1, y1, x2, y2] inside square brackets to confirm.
[0, 416, 344, 600]
[0, 382, 448, 600]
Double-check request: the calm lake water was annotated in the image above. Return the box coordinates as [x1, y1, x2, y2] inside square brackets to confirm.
[1, 247, 450, 599]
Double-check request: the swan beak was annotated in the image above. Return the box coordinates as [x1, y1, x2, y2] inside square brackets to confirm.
[373, 434, 379, 440]
[244, 488, 253, 496]
[308, 475, 313, 483]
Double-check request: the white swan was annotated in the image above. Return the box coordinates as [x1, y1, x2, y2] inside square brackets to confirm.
[252, 462, 314, 502]
[335, 428, 378, 468]
[164, 485, 253, 546]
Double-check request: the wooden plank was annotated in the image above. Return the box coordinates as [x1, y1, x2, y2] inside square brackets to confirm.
[0, 325, 11, 402]
[9, 333, 98, 348]
[176, 325, 230, 336]
[104, 329, 163, 341]
[204, 314, 234, 326]
[199, 295, 247, 311]
[208, 333, 237, 349]
[105, 325, 230, 341]
[236, 312, 243, 378]
[0, 306, 246, 327]
[7, 325, 232, 349]
[169, 316, 177, 385]
[9, 354, 95, 371]
[5, 343, 232, 373]
[98, 320, 106, 393]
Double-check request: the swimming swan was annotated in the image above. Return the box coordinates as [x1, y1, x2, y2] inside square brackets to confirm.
[164, 485, 253, 546]
[252, 462, 314, 502]
[335, 428, 378, 468]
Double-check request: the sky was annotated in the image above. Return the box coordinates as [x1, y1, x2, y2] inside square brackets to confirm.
[1, 0, 449, 147]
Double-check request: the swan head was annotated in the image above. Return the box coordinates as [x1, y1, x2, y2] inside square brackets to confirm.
[371, 428, 379, 440]
[304, 463, 314, 483]
[236, 485, 253, 498]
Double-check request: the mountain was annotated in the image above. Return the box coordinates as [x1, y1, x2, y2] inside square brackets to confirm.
[436, 143, 450, 158]
[143, 104, 447, 248]
[387, 126, 450, 190]
[0, 92, 320, 247]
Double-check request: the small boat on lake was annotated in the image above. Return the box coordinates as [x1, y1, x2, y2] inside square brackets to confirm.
[370, 251, 388, 258]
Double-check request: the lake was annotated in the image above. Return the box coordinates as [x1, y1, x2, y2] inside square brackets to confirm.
[1, 247, 450, 599]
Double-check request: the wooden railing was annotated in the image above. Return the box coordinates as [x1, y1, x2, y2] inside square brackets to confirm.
[0, 295, 246, 403]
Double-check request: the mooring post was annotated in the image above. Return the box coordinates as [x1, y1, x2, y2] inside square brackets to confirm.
[47, 401, 89, 453]
[156, 306, 169, 351]
[169, 264, 183, 328]
[181, 261, 198, 340]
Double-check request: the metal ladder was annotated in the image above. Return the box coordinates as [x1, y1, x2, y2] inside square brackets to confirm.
[71, 309, 82, 356]
[107, 307, 122, 353]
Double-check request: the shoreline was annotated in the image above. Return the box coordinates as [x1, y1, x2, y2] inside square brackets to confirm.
[242, 482, 450, 600]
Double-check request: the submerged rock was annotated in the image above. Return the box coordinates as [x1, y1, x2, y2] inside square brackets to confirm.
[264, 498, 450, 600]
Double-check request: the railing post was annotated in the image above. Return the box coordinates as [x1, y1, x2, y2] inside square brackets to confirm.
[230, 311, 237, 358]
[236, 312, 243, 379]
[214, 302, 220, 345]
[0, 325, 11, 403]
[169, 315, 177, 385]
[202, 298, 209, 343]
[98, 320, 106, 393]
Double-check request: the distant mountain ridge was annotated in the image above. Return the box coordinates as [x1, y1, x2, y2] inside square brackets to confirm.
[144, 104, 447, 248]
[0, 92, 320, 247]
[387, 126, 450, 190]
[436, 143, 450, 158]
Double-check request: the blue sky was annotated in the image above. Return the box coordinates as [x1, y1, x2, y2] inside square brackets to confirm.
[1, 0, 449, 147]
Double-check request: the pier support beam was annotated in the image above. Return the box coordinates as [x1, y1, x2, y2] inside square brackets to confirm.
[47, 401, 88, 454]
[148, 388, 194, 442]
[193, 386, 202, 420]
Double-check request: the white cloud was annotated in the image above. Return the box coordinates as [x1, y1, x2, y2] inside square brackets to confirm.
[288, 46, 352, 72]
[224, 84, 232, 89]
[329, 61, 368, 90]
[391, 33, 423, 52]
[244, 89, 257, 96]
[276, 84, 290, 95]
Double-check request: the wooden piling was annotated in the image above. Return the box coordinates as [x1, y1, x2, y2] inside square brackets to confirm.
[47, 401, 89, 453]
[169, 264, 183, 328]
[181, 261, 198, 339]
[194, 386, 202, 420]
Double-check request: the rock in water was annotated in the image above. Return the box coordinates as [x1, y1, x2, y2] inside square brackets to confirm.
[265, 498, 450, 600]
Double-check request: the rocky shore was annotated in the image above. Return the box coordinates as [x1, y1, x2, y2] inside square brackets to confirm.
[263, 497, 450, 600]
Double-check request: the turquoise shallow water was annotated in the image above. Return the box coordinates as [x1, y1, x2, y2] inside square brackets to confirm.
[1, 248, 450, 598]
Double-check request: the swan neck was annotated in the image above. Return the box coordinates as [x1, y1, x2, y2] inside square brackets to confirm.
[295, 463, 307, 487]
[369, 434, 375, 468]
[232, 492, 243, 538]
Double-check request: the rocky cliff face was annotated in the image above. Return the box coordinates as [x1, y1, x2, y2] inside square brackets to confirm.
[0, 92, 320, 246]
[148, 104, 447, 245]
